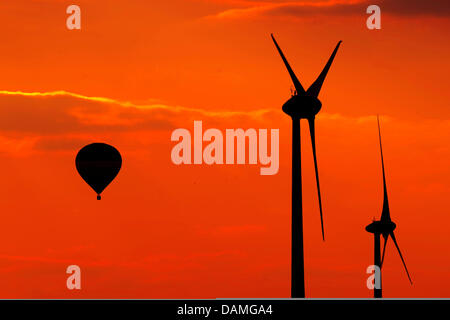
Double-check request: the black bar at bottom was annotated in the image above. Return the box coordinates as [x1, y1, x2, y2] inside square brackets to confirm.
[2, 299, 449, 319]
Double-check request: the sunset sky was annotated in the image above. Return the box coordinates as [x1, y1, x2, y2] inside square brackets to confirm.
[0, 0, 449, 298]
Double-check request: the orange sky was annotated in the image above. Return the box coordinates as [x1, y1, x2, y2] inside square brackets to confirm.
[0, 0, 449, 298]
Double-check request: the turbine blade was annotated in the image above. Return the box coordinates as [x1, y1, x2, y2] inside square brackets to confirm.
[307, 41, 342, 98]
[377, 116, 391, 222]
[380, 235, 389, 267]
[390, 231, 413, 284]
[271, 34, 306, 95]
[308, 118, 324, 241]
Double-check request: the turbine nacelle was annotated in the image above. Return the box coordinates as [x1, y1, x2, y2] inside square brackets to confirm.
[282, 95, 322, 119]
[365, 220, 396, 235]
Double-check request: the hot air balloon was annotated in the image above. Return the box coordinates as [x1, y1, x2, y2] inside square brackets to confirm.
[75, 143, 122, 200]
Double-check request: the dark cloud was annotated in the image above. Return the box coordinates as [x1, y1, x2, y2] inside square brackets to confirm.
[380, 0, 450, 16]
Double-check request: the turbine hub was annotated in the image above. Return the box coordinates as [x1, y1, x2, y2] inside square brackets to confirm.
[282, 95, 322, 119]
[366, 220, 396, 234]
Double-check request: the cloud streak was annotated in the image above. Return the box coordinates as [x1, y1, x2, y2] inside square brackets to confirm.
[0, 90, 277, 152]
[211, 0, 450, 20]
[0, 90, 447, 157]
[0, 90, 276, 133]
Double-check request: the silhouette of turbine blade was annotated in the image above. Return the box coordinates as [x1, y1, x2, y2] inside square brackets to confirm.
[390, 231, 413, 284]
[377, 116, 391, 222]
[308, 118, 324, 241]
[381, 235, 389, 267]
[307, 41, 342, 98]
[271, 34, 306, 95]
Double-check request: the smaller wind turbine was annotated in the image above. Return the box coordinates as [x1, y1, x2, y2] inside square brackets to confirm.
[365, 116, 412, 298]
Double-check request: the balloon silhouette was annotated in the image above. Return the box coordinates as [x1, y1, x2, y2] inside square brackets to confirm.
[75, 143, 122, 200]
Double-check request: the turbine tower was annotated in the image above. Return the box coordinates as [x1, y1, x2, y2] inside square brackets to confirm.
[365, 116, 413, 298]
[271, 34, 342, 298]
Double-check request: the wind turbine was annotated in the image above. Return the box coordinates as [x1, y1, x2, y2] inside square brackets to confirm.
[271, 34, 342, 298]
[365, 116, 413, 298]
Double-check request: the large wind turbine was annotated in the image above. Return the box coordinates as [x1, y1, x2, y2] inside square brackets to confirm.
[271, 34, 342, 298]
[365, 116, 412, 298]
